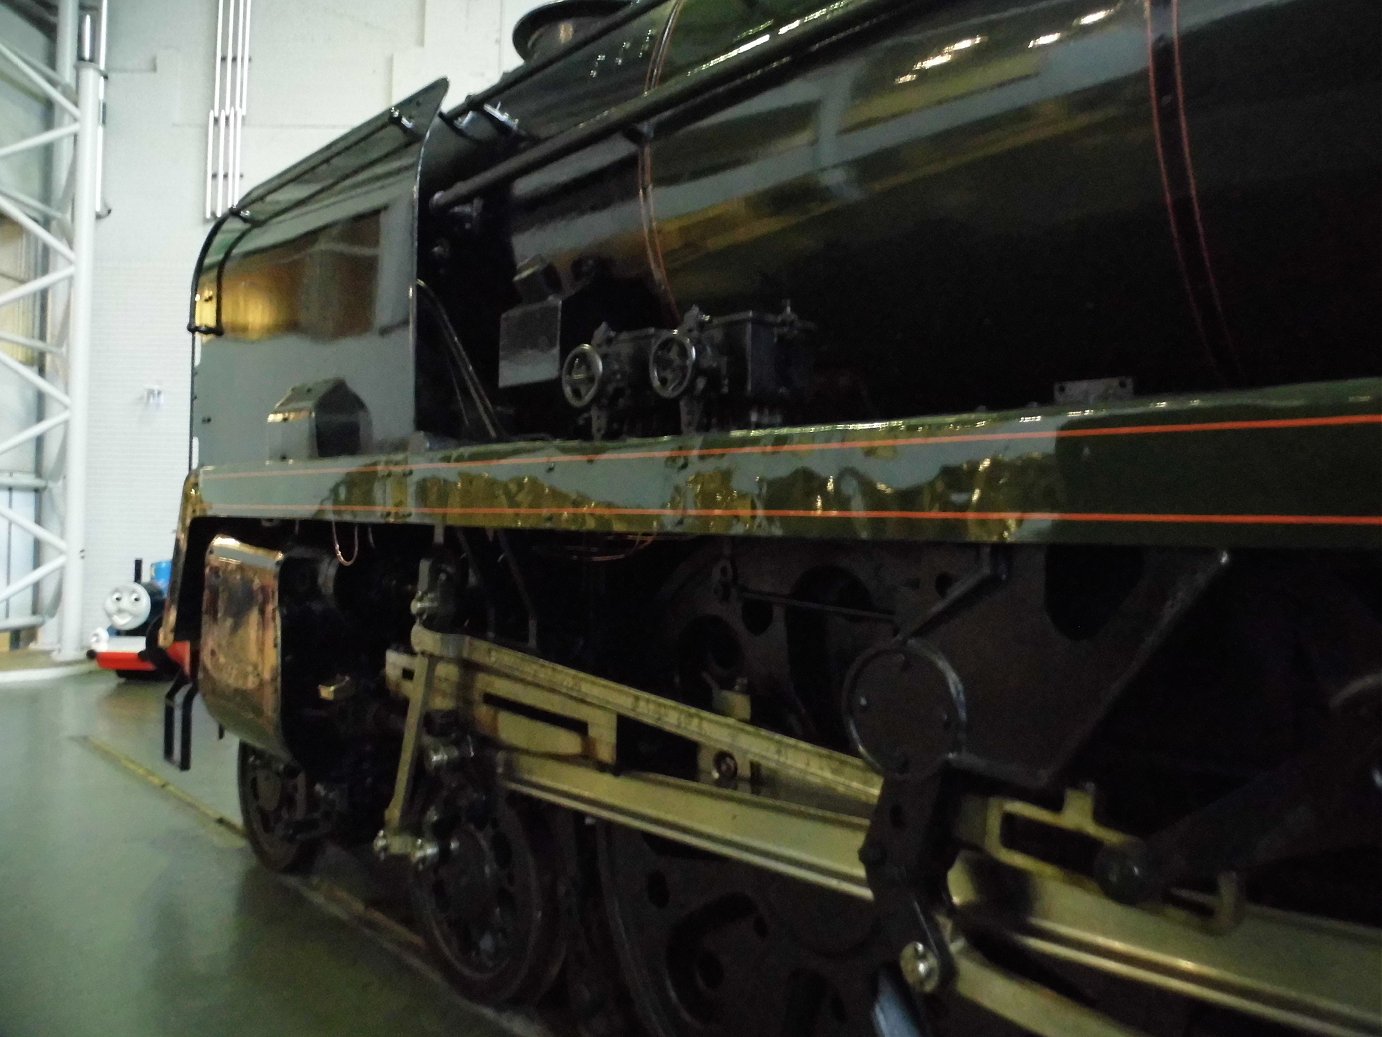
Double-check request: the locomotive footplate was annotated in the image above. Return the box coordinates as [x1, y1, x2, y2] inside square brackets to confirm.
[380, 630, 1382, 1037]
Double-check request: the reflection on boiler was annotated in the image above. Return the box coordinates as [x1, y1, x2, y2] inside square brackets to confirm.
[1076, 9, 1115, 25]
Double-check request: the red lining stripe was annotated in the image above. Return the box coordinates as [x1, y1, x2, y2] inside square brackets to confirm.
[207, 502, 1382, 528]
[200, 412, 1382, 481]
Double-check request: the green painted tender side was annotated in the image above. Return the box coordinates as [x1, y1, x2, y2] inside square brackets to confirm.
[179, 378, 1382, 551]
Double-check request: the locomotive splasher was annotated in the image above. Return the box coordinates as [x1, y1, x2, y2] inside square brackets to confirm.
[164, 0, 1382, 1033]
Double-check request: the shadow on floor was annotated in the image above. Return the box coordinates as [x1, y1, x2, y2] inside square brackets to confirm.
[0, 671, 546, 1037]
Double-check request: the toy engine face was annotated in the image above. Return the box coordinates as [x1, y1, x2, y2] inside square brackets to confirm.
[104, 583, 151, 631]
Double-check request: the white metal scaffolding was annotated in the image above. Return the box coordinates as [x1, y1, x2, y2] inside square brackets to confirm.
[0, 0, 105, 657]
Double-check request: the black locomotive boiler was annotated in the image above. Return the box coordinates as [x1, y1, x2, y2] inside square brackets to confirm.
[163, 0, 1382, 1033]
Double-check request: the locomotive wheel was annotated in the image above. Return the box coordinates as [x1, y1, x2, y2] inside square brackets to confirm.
[598, 821, 883, 1037]
[236, 742, 322, 873]
[561, 816, 642, 1037]
[409, 789, 566, 1005]
[601, 544, 893, 1035]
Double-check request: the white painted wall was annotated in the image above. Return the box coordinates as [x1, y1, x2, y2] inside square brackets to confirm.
[77, 0, 547, 638]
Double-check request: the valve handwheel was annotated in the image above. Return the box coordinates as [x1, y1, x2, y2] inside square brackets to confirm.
[562, 343, 605, 408]
[648, 331, 697, 399]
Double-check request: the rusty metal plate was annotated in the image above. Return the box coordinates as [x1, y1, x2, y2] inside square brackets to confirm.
[199, 536, 291, 760]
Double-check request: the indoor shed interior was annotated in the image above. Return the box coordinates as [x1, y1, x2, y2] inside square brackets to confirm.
[1, 0, 1379, 1035]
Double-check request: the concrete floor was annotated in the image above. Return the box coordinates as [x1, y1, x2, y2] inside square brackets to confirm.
[0, 670, 537, 1037]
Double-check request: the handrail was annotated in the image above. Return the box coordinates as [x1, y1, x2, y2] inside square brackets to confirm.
[430, 0, 914, 213]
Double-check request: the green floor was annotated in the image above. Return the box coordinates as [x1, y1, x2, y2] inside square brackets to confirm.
[0, 671, 535, 1037]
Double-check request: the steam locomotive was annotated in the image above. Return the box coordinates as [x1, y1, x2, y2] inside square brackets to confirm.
[161, 0, 1382, 1032]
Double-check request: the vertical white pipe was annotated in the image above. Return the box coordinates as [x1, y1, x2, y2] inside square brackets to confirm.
[233, 0, 252, 204]
[228, 8, 239, 214]
[209, 0, 225, 217]
[54, 0, 78, 84]
[55, 54, 101, 659]
[226, 0, 240, 209]
[228, 0, 240, 210]
[212, 0, 225, 125]
[226, 0, 237, 212]
[229, 113, 239, 210]
[95, 0, 109, 213]
[231, 0, 247, 206]
[216, 0, 235, 215]
[204, 111, 216, 220]
[229, 0, 240, 207]
[49, 1, 79, 209]
[97, 0, 109, 66]
[241, 0, 253, 113]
